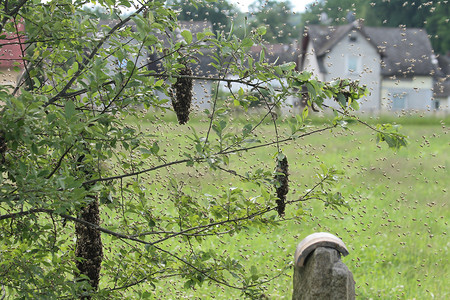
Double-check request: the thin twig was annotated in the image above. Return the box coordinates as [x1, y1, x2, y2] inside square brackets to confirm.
[46, 145, 74, 179]
[44, 0, 153, 107]
[82, 125, 335, 186]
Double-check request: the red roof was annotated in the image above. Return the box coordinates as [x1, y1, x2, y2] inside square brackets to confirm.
[0, 22, 25, 68]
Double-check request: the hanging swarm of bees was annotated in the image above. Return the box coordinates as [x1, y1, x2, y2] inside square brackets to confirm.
[75, 198, 103, 290]
[172, 65, 193, 125]
[274, 155, 289, 217]
[0, 131, 6, 164]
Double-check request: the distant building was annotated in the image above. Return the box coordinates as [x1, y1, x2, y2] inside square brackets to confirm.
[90, 20, 217, 111]
[300, 21, 441, 113]
[0, 21, 25, 95]
[148, 20, 217, 111]
[433, 54, 450, 112]
[224, 43, 301, 114]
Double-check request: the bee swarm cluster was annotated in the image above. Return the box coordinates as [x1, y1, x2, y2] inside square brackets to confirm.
[275, 156, 289, 217]
[172, 65, 193, 125]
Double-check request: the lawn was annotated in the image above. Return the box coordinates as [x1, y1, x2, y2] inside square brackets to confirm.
[110, 112, 449, 299]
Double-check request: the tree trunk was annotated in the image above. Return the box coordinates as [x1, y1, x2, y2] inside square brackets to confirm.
[75, 197, 103, 299]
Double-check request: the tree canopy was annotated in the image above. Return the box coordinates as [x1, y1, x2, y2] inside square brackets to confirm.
[0, 0, 409, 298]
[248, 0, 301, 43]
[168, 0, 239, 35]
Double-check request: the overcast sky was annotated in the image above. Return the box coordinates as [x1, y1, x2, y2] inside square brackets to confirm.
[230, 0, 315, 12]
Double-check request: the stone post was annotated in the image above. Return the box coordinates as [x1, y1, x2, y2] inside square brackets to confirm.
[292, 232, 355, 300]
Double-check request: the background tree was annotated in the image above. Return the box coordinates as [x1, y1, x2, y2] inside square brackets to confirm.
[300, 0, 369, 26]
[425, 1, 450, 55]
[168, 0, 239, 35]
[248, 0, 301, 43]
[0, 0, 407, 298]
[362, 0, 432, 28]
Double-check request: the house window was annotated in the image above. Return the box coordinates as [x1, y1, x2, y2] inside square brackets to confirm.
[349, 35, 357, 42]
[392, 93, 407, 110]
[346, 55, 359, 73]
[434, 100, 440, 110]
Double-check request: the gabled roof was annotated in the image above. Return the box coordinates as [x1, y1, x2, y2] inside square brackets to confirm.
[305, 23, 438, 77]
[363, 26, 437, 77]
[434, 55, 450, 98]
[436, 54, 450, 77]
[307, 22, 377, 57]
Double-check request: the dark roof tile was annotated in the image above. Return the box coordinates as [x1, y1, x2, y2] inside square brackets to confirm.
[307, 24, 438, 76]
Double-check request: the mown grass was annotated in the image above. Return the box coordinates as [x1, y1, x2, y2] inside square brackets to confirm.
[116, 111, 448, 299]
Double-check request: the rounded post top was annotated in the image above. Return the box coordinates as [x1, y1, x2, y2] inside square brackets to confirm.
[294, 232, 349, 267]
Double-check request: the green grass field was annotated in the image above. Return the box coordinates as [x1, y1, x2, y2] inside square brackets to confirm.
[114, 112, 449, 299]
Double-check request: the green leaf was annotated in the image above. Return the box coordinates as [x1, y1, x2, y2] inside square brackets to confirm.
[302, 106, 309, 121]
[196, 32, 205, 40]
[277, 152, 286, 161]
[64, 100, 76, 120]
[296, 71, 312, 82]
[151, 142, 159, 155]
[241, 38, 253, 48]
[72, 61, 79, 73]
[181, 30, 193, 44]
[305, 82, 316, 98]
[31, 143, 38, 155]
[67, 62, 78, 77]
[256, 26, 267, 36]
[47, 113, 56, 123]
[350, 99, 360, 110]
[336, 93, 346, 107]
[259, 49, 265, 62]
[279, 62, 296, 72]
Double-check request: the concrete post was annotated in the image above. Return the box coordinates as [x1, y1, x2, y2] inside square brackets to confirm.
[292, 233, 355, 300]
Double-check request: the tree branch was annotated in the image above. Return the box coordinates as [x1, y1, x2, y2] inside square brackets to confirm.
[0, 169, 332, 293]
[0, 0, 28, 33]
[0, 207, 266, 291]
[82, 125, 335, 186]
[45, 145, 74, 179]
[45, 73, 269, 104]
[44, 0, 153, 107]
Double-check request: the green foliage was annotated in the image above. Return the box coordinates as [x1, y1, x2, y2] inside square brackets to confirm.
[425, 2, 450, 55]
[375, 124, 408, 150]
[248, 0, 301, 43]
[0, 0, 410, 298]
[169, 0, 239, 35]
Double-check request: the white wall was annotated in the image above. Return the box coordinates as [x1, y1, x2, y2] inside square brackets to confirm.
[381, 76, 433, 111]
[321, 30, 381, 113]
[302, 41, 324, 81]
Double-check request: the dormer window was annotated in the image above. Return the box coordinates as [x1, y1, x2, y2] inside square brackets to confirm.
[349, 35, 357, 42]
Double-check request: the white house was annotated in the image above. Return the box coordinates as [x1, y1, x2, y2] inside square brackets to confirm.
[300, 21, 440, 113]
